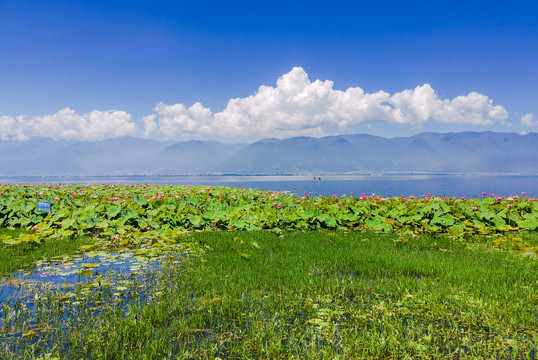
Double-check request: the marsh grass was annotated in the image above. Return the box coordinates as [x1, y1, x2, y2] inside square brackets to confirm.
[0, 248, 185, 359]
[0, 228, 96, 277]
[155, 230, 537, 359]
[2, 230, 535, 359]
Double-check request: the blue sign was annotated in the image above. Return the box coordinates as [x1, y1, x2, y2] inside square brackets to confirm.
[37, 201, 51, 213]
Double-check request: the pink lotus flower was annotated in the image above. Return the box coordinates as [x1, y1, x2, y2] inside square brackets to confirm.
[361, 193, 366, 196]
[497, 197, 503, 201]
[426, 193, 431, 197]
[32, 226, 39, 230]
[218, 196, 223, 199]
[296, 200, 301, 204]
[521, 192, 527, 196]
[54, 197, 59, 201]
[471, 206, 478, 211]
[313, 202, 319, 206]
[404, 201, 410, 205]
[507, 204, 512, 208]
[276, 204, 282, 208]
[482, 192, 488, 196]
[338, 203, 343, 206]
[260, 198, 265, 201]
[273, 202, 278, 206]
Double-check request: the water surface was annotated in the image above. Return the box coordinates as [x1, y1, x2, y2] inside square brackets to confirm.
[1, 174, 536, 198]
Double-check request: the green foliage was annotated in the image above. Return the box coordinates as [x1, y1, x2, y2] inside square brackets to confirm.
[4, 230, 535, 359]
[1, 184, 537, 250]
[0, 228, 95, 277]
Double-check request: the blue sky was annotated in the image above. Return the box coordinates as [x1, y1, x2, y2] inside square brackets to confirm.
[1, 0, 537, 142]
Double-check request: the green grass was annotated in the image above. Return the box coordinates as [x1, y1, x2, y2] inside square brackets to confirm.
[0, 228, 96, 277]
[8, 230, 533, 359]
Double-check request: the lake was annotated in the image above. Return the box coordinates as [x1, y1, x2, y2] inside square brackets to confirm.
[1, 174, 536, 198]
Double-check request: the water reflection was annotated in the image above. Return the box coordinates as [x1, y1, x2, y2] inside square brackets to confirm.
[0, 248, 184, 348]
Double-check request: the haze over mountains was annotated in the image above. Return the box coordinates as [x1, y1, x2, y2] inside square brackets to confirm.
[1, 132, 537, 176]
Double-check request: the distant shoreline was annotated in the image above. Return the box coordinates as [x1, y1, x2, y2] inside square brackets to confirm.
[1, 172, 538, 178]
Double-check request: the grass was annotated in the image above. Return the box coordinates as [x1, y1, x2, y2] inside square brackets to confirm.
[0, 228, 96, 277]
[2, 230, 535, 359]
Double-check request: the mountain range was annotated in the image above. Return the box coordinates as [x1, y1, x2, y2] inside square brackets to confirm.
[1, 131, 537, 176]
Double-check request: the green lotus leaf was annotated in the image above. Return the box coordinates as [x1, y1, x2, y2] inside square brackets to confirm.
[519, 217, 538, 230]
[133, 196, 147, 206]
[96, 222, 110, 228]
[106, 204, 121, 218]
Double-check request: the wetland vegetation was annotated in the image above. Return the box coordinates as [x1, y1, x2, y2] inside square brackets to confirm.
[0, 183, 536, 359]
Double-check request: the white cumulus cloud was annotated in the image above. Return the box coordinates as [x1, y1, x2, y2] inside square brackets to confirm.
[154, 102, 214, 139]
[0, 116, 17, 140]
[142, 114, 158, 137]
[144, 67, 509, 139]
[0, 115, 29, 141]
[0, 108, 137, 141]
[521, 113, 536, 127]
[1, 67, 513, 142]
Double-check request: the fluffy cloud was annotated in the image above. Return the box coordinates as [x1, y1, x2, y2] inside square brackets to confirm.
[142, 114, 158, 137]
[0, 108, 137, 141]
[0, 115, 28, 141]
[1, 116, 16, 140]
[521, 113, 536, 127]
[146, 67, 509, 139]
[153, 102, 214, 138]
[1, 67, 512, 142]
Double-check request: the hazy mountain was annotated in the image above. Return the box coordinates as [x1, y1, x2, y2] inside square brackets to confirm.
[217, 132, 538, 174]
[1, 132, 537, 176]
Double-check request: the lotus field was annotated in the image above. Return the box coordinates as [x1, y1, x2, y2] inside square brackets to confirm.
[0, 183, 537, 359]
[1, 183, 538, 245]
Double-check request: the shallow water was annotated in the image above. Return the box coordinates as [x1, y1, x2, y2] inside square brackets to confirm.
[0, 247, 184, 345]
[1, 174, 536, 198]
[1, 248, 176, 296]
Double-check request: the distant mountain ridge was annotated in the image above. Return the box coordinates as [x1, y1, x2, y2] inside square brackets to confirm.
[1, 132, 537, 176]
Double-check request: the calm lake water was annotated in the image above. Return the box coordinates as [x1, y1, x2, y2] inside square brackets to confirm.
[1, 174, 537, 198]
